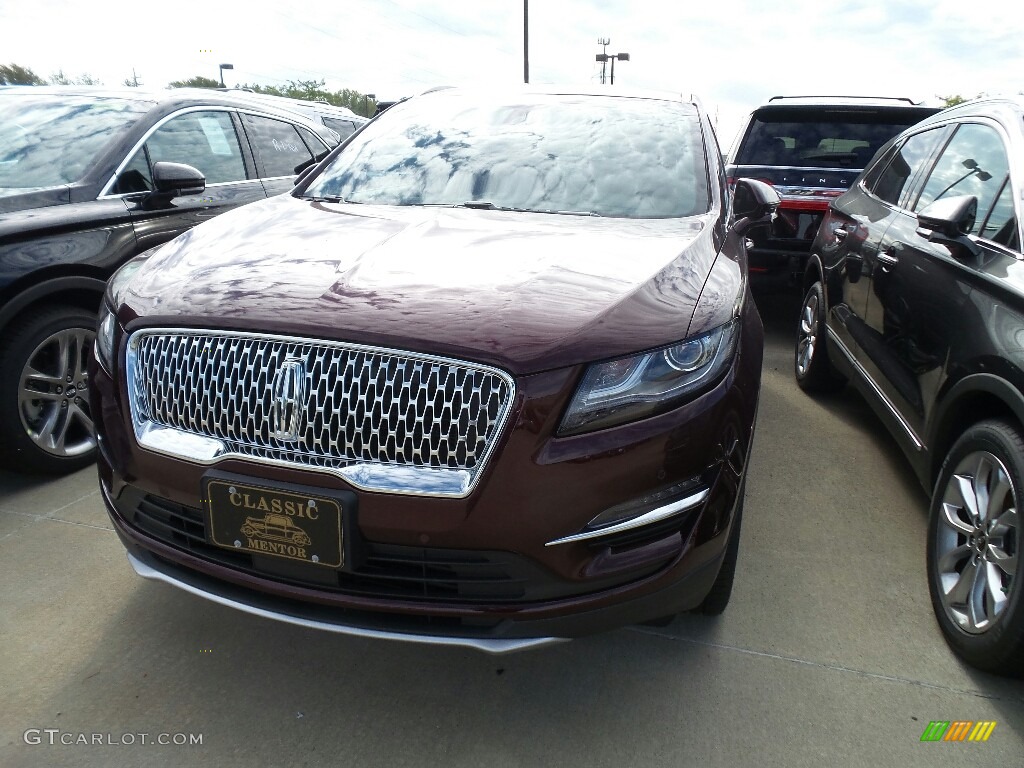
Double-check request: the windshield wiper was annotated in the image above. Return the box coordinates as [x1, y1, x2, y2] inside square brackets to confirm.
[302, 195, 360, 204]
[455, 201, 602, 216]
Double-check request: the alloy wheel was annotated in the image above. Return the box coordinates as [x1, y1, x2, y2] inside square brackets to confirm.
[796, 291, 819, 377]
[17, 327, 96, 459]
[935, 450, 1019, 634]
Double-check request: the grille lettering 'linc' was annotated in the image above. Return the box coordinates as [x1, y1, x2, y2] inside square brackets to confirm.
[126, 331, 515, 492]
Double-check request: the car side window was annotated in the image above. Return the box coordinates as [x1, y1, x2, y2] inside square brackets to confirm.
[242, 114, 315, 178]
[322, 117, 356, 139]
[112, 146, 153, 193]
[295, 125, 330, 156]
[914, 124, 1011, 235]
[869, 128, 944, 207]
[112, 111, 248, 194]
[978, 179, 1020, 249]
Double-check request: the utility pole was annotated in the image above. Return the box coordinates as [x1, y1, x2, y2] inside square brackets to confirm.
[523, 0, 529, 84]
[595, 47, 629, 85]
[597, 38, 610, 84]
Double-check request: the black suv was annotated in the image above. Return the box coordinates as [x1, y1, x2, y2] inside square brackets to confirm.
[795, 96, 1023, 676]
[727, 96, 938, 283]
[0, 87, 337, 473]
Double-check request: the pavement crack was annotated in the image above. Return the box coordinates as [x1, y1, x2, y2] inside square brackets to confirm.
[628, 627, 1024, 703]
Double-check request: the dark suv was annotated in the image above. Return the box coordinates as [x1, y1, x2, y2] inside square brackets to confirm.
[90, 86, 778, 652]
[0, 87, 336, 473]
[727, 96, 938, 283]
[795, 96, 1024, 676]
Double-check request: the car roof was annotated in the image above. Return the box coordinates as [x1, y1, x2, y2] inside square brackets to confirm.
[0, 85, 339, 124]
[407, 84, 705, 111]
[761, 95, 931, 108]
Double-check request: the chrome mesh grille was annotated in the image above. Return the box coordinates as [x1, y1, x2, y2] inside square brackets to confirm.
[127, 331, 514, 483]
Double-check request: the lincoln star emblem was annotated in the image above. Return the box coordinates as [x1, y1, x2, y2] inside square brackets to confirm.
[270, 358, 307, 442]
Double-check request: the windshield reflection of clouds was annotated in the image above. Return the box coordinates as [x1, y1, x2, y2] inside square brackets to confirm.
[308, 95, 708, 219]
[0, 96, 151, 188]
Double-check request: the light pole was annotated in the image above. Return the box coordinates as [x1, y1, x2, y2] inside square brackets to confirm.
[219, 63, 233, 87]
[364, 92, 376, 118]
[595, 52, 629, 84]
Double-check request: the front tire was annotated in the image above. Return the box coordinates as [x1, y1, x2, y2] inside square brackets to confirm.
[0, 305, 98, 474]
[927, 420, 1024, 677]
[794, 281, 844, 393]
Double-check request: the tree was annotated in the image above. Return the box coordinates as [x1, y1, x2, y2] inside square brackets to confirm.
[169, 75, 222, 89]
[0, 63, 45, 85]
[235, 79, 375, 115]
[938, 93, 984, 107]
[48, 69, 101, 85]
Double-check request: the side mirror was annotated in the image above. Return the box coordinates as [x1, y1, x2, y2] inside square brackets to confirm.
[152, 162, 206, 198]
[732, 178, 780, 235]
[916, 194, 981, 260]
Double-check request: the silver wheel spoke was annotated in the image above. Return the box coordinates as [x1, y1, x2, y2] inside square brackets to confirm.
[984, 561, 1009, 617]
[940, 501, 975, 536]
[953, 473, 980, 521]
[938, 543, 970, 572]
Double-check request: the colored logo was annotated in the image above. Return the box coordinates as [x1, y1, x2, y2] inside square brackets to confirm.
[920, 721, 996, 742]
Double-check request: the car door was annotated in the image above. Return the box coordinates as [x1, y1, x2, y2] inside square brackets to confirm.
[239, 112, 327, 197]
[863, 121, 1015, 443]
[826, 126, 947, 360]
[109, 108, 266, 251]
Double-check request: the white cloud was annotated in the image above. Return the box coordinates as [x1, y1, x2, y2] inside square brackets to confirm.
[2, 0, 1022, 144]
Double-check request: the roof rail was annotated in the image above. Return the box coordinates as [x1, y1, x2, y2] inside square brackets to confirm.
[768, 95, 918, 105]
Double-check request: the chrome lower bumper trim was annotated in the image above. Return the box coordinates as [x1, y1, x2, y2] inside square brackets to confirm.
[126, 552, 567, 655]
[544, 488, 710, 547]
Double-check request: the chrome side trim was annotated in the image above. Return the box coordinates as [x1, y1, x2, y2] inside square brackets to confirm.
[127, 553, 564, 655]
[544, 488, 710, 547]
[826, 327, 924, 450]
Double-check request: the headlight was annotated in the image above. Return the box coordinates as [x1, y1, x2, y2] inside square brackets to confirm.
[95, 303, 117, 373]
[558, 319, 740, 436]
[95, 251, 157, 373]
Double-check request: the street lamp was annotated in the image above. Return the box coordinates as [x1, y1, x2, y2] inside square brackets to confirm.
[219, 63, 233, 87]
[595, 52, 630, 85]
[364, 92, 376, 118]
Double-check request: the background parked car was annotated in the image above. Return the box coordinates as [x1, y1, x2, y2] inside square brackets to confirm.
[0, 86, 338, 473]
[219, 89, 369, 141]
[727, 96, 939, 285]
[794, 95, 1024, 676]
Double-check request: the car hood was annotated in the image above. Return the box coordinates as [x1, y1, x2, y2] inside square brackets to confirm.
[121, 194, 734, 374]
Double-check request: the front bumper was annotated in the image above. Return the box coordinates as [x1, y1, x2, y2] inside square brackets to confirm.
[92, 304, 763, 652]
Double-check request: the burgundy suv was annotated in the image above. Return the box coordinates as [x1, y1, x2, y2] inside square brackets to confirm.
[91, 87, 777, 652]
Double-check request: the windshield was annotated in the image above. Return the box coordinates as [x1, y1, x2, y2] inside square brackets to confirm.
[0, 94, 151, 190]
[305, 93, 710, 218]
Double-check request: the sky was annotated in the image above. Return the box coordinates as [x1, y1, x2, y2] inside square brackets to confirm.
[2, 0, 1023, 146]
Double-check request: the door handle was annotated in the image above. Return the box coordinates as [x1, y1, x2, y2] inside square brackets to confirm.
[877, 245, 899, 269]
[832, 225, 848, 243]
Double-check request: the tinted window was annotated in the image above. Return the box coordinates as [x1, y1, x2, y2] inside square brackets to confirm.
[978, 178, 1019, 249]
[306, 94, 709, 219]
[736, 108, 932, 169]
[296, 125, 330, 156]
[0, 95, 151, 190]
[870, 128, 944, 207]
[112, 147, 153, 193]
[915, 124, 1011, 231]
[322, 117, 356, 139]
[242, 114, 314, 177]
[144, 110, 247, 185]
